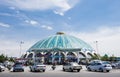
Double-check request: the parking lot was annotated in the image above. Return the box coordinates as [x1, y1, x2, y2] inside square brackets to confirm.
[0, 65, 120, 77]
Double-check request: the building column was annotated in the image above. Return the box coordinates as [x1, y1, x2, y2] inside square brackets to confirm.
[64, 52, 67, 61]
[32, 52, 36, 64]
[52, 52, 54, 64]
[58, 51, 61, 64]
[41, 52, 44, 63]
[77, 51, 80, 63]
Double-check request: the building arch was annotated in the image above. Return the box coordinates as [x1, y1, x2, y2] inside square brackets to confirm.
[79, 52, 86, 58]
[87, 52, 93, 58]
[27, 53, 33, 58]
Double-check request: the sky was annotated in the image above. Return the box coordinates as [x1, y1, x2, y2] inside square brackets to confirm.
[0, 0, 120, 57]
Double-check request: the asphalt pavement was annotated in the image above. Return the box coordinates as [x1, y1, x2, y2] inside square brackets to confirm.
[0, 65, 120, 77]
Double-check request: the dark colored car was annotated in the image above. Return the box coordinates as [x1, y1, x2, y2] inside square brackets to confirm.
[13, 64, 24, 72]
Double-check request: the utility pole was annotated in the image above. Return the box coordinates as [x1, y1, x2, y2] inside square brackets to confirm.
[20, 41, 24, 58]
[95, 41, 100, 59]
[95, 41, 99, 54]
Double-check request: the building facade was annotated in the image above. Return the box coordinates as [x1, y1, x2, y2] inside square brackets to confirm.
[25, 32, 97, 64]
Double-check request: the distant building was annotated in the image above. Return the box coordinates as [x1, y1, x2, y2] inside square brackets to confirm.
[24, 32, 97, 64]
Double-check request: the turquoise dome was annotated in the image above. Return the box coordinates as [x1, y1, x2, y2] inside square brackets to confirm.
[29, 32, 93, 52]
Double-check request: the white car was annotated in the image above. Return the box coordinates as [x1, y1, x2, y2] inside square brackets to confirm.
[63, 62, 82, 72]
[0, 63, 5, 72]
[87, 62, 112, 72]
[89, 60, 102, 64]
[30, 63, 46, 72]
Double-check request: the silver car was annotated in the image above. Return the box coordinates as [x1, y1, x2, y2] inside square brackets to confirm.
[30, 63, 46, 72]
[63, 62, 82, 72]
[0, 63, 5, 72]
[87, 62, 112, 72]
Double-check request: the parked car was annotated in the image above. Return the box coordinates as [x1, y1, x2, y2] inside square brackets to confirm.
[0, 63, 5, 72]
[86, 60, 102, 67]
[63, 62, 82, 72]
[102, 61, 117, 69]
[115, 61, 120, 69]
[12, 64, 24, 72]
[89, 60, 102, 64]
[86, 61, 112, 72]
[111, 62, 117, 68]
[29, 63, 46, 72]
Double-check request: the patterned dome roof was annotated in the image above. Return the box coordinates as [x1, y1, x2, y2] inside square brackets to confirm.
[28, 32, 93, 51]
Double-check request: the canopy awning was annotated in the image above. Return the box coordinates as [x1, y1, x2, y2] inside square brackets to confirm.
[28, 48, 81, 52]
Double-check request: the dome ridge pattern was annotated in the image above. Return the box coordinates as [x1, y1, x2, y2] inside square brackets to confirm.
[29, 34, 93, 51]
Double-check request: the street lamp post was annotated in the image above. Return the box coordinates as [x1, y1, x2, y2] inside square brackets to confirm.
[95, 41, 98, 54]
[95, 41, 100, 59]
[20, 41, 24, 58]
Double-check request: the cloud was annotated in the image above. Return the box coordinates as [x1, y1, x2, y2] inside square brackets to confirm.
[3, 0, 79, 16]
[0, 22, 10, 28]
[0, 13, 12, 16]
[41, 25, 53, 30]
[9, 6, 16, 10]
[25, 20, 38, 26]
[24, 19, 53, 30]
[67, 26, 120, 57]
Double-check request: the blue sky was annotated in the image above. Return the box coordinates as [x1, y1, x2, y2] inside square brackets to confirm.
[0, 0, 120, 57]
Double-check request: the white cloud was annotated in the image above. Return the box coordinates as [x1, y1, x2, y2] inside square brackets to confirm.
[0, 22, 10, 28]
[25, 20, 38, 26]
[41, 25, 53, 30]
[3, 0, 79, 16]
[67, 26, 120, 57]
[25, 20, 53, 30]
[0, 13, 12, 16]
[9, 6, 16, 10]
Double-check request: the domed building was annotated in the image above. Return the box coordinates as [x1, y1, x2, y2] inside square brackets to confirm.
[26, 32, 97, 64]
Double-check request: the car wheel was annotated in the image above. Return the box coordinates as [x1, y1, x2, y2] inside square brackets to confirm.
[34, 68, 36, 72]
[99, 68, 103, 72]
[13, 70, 16, 72]
[106, 70, 110, 72]
[77, 69, 80, 72]
[22, 69, 24, 72]
[70, 68, 73, 72]
[43, 70, 45, 72]
[63, 68, 65, 71]
[87, 67, 91, 71]
[30, 69, 33, 72]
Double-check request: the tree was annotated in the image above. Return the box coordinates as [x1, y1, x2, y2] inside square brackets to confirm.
[0, 54, 8, 62]
[101, 54, 109, 61]
[91, 55, 99, 60]
[109, 54, 116, 62]
[9, 57, 15, 62]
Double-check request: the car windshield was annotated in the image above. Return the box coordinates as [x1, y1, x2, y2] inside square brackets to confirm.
[35, 63, 44, 65]
[38, 63, 44, 65]
[71, 63, 79, 66]
[102, 61, 110, 64]
[15, 64, 22, 67]
[90, 60, 102, 63]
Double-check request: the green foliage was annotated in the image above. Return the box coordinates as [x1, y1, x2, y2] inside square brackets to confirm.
[0, 54, 8, 62]
[9, 57, 15, 62]
[101, 54, 109, 61]
[91, 55, 99, 60]
[0, 54, 15, 62]
[109, 55, 116, 62]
